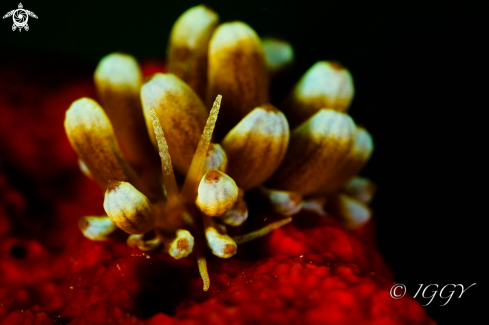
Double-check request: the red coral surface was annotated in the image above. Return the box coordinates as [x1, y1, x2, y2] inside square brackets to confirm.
[0, 57, 436, 325]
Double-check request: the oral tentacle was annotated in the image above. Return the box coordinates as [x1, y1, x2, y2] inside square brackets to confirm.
[232, 217, 293, 244]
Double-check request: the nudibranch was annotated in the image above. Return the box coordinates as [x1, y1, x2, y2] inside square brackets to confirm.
[64, 5, 375, 291]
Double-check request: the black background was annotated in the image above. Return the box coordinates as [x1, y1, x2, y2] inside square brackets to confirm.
[1, 0, 486, 323]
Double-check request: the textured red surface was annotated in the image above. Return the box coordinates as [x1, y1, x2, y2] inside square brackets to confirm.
[0, 58, 436, 324]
